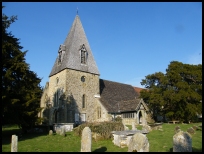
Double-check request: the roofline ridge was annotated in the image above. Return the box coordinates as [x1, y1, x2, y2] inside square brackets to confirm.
[100, 78, 132, 86]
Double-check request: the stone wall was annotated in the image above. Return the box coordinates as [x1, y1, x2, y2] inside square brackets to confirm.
[39, 68, 150, 125]
[65, 69, 100, 122]
[40, 69, 112, 124]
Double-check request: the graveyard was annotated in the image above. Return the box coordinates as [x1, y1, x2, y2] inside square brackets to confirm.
[2, 122, 202, 152]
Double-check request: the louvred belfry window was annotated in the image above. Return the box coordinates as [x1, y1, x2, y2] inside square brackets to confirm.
[80, 44, 87, 64]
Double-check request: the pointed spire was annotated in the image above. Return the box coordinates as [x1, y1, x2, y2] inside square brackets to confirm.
[49, 15, 100, 77]
[77, 7, 78, 15]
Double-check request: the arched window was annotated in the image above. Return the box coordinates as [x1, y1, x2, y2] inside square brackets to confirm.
[54, 90, 60, 107]
[82, 94, 85, 108]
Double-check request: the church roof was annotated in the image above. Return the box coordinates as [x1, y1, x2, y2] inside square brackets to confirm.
[99, 79, 143, 113]
[49, 15, 99, 77]
[133, 87, 146, 94]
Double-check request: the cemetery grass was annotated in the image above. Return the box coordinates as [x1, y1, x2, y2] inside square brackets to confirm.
[2, 123, 202, 152]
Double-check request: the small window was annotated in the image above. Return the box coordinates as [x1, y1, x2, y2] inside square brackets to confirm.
[56, 77, 59, 85]
[97, 106, 101, 119]
[81, 76, 85, 82]
[82, 94, 85, 108]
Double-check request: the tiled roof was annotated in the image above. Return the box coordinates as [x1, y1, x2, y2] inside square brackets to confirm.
[49, 15, 99, 77]
[133, 87, 147, 95]
[99, 79, 142, 113]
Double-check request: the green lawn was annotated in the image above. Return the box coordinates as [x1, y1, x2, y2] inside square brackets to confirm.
[2, 123, 202, 152]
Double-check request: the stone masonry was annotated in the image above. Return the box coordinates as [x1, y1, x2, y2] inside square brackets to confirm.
[40, 69, 111, 125]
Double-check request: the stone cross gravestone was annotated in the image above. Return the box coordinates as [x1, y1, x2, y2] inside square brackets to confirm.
[128, 132, 149, 152]
[173, 131, 192, 152]
[81, 127, 92, 152]
[11, 135, 18, 152]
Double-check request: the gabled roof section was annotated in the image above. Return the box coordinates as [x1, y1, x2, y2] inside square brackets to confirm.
[49, 15, 100, 77]
[135, 99, 149, 112]
[133, 87, 147, 96]
[99, 79, 141, 113]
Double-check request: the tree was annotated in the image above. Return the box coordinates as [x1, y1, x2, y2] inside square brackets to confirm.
[140, 61, 202, 123]
[2, 6, 43, 131]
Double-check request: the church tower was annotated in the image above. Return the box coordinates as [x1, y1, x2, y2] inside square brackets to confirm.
[40, 15, 100, 126]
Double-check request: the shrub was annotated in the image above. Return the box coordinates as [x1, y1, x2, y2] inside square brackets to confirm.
[73, 121, 124, 140]
[114, 116, 122, 122]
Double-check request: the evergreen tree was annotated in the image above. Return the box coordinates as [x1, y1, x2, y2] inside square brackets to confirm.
[140, 61, 202, 123]
[2, 6, 43, 131]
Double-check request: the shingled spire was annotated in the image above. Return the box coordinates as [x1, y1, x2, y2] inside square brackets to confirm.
[49, 15, 100, 77]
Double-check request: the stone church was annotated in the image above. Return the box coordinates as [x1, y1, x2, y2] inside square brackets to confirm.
[39, 14, 151, 130]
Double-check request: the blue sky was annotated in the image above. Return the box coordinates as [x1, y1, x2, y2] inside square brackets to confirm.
[2, 2, 202, 88]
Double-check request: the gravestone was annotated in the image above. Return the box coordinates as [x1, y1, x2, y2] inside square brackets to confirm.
[81, 127, 92, 152]
[122, 122, 129, 130]
[125, 126, 129, 130]
[59, 126, 65, 136]
[173, 131, 192, 152]
[187, 127, 195, 135]
[142, 117, 147, 126]
[49, 130, 53, 135]
[11, 135, 18, 152]
[142, 125, 152, 133]
[174, 126, 181, 134]
[128, 132, 149, 152]
[192, 125, 198, 131]
[175, 128, 181, 134]
[132, 122, 137, 130]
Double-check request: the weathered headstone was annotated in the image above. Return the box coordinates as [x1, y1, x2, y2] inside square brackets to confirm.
[128, 132, 149, 152]
[187, 127, 195, 135]
[174, 126, 181, 134]
[122, 122, 129, 130]
[11, 135, 18, 152]
[192, 125, 198, 131]
[175, 128, 181, 134]
[173, 131, 192, 152]
[125, 126, 129, 130]
[81, 127, 92, 152]
[132, 122, 137, 130]
[142, 117, 147, 126]
[49, 130, 53, 135]
[60, 126, 65, 136]
[142, 125, 151, 133]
